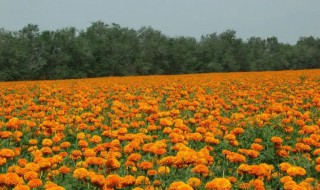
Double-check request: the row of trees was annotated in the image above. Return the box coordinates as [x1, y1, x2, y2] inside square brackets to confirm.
[0, 21, 319, 81]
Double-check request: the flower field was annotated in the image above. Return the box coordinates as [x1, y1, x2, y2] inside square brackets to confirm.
[1, 69, 320, 190]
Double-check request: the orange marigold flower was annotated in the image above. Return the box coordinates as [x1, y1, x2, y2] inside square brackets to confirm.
[28, 179, 43, 188]
[121, 175, 136, 187]
[252, 179, 265, 190]
[277, 149, 289, 158]
[153, 179, 162, 187]
[159, 118, 173, 127]
[78, 140, 88, 148]
[77, 132, 86, 140]
[286, 166, 306, 177]
[225, 152, 246, 163]
[13, 185, 30, 190]
[60, 142, 71, 149]
[135, 176, 150, 186]
[24, 171, 38, 181]
[41, 147, 53, 155]
[280, 176, 293, 184]
[147, 169, 157, 176]
[25, 162, 40, 172]
[283, 180, 297, 190]
[105, 174, 122, 188]
[205, 137, 220, 145]
[226, 177, 237, 184]
[90, 135, 102, 143]
[168, 181, 193, 190]
[138, 161, 153, 170]
[0, 157, 7, 165]
[205, 178, 232, 190]
[127, 153, 142, 162]
[105, 157, 120, 169]
[279, 162, 292, 172]
[18, 158, 28, 167]
[59, 166, 71, 174]
[4, 172, 24, 186]
[238, 182, 252, 189]
[0, 148, 15, 159]
[224, 134, 236, 141]
[188, 177, 201, 188]
[0, 131, 12, 139]
[71, 150, 82, 160]
[46, 186, 65, 190]
[90, 174, 106, 187]
[83, 148, 96, 157]
[157, 166, 170, 175]
[192, 164, 210, 176]
[42, 139, 53, 147]
[271, 136, 283, 145]
[250, 143, 264, 151]
[29, 139, 38, 145]
[73, 168, 88, 180]
[231, 127, 244, 135]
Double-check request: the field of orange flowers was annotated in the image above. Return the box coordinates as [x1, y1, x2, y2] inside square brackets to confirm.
[0, 70, 320, 190]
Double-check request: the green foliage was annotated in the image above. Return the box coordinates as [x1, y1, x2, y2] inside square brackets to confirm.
[0, 22, 320, 81]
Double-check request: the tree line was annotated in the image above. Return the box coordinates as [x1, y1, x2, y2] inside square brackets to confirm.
[0, 21, 319, 81]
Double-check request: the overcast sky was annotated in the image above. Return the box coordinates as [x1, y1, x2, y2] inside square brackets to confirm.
[1, 0, 320, 44]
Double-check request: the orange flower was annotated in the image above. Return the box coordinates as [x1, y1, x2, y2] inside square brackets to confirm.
[188, 177, 201, 188]
[42, 139, 53, 147]
[0, 131, 12, 139]
[0, 148, 15, 159]
[13, 185, 30, 190]
[252, 179, 265, 190]
[192, 164, 210, 176]
[24, 171, 39, 181]
[29, 139, 38, 145]
[168, 181, 193, 190]
[18, 158, 28, 167]
[59, 166, 71, 174]
[135, 176, 150, 186]
[73, 168, 88, 180]
[0, 157, 7, 165]
[105, 174, 122, 188]
[286, 166, 306, 177]
[127, 153, 142, 162]
[147, 169, 157, 176]
[138, 161, 153, 170]
[157, 166, 170, 175]
[83, 148, 96, 157]
[25, 162, 40, 172]
[4, 172, 24, 186]
[46, 186, 65, 190]
[250, 143, 264, 151]
[78, 140, 88, 148]
[90, 174, 106, 187]
[121, 175, 136, 187]
[224, 134, 236, 141]
[223, 151, 246, 163]
[280, 176, 293, 184]
[28, 179, 43, 188]
[71, 150, 82, 160]
[90, 135, 102, 143]
[271, 136, 283, 145]
[60, 142, 71, 149]
[205, 178, 232, 190]
[77, 132, 86, 140]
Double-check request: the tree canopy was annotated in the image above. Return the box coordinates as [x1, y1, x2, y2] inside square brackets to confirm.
[0, 21, 319, 81]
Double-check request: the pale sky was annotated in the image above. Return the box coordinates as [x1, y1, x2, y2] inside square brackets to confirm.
[1, 0, 320, 44]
